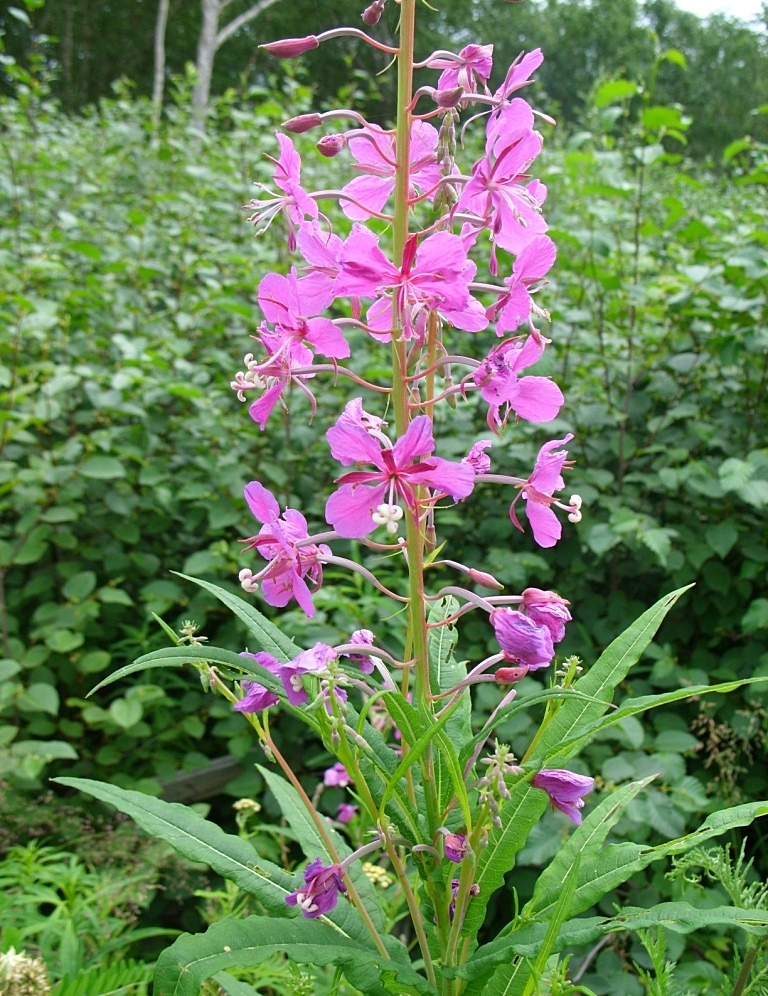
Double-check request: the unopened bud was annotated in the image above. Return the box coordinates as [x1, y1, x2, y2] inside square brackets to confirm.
[433, 86, 465, 109]
[495, 666, 529, 684]
[283, 113, 323, 134]
[361, 0, 386, 25]
[467, 568, 504, 590]
[260, 35, 319, 59]
[317, 133, 347, 158]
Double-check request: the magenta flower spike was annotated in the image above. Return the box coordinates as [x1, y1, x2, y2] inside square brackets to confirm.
[242, 481, 331, 616]
[490, 608, 554, 670]
[286, 857, 347, 918]
[510, 434, 575, 548]
[325, 403, 475, 538]
[532, 769, 595, 824]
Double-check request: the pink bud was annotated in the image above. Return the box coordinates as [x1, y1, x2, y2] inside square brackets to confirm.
[433, 86, 465, 109]
[495, 666, 529, 684]
[466, 568, 504, 590]
[317, 133, 347, 158]
[361, 0, 386, 25]
[283, 113, 323, 134]
[260, 35, 319, 58]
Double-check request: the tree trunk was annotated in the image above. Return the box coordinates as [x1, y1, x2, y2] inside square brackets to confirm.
[192, 0, 282, 134]
[152, 0, 171, 132]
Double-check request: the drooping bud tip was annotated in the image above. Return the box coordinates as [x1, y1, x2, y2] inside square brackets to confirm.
[260, 35, 319, 58]
[317, 133, 348, 158]
[361, 0, 386, 25]
[283, 113, 323, 134]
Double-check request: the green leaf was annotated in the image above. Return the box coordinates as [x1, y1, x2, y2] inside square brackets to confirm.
[153, 916, 435, 996]
[173, 573, 302, 662]
[44, 629, 85, 654]
[80, 456, 127, 479]
[742, 598, 768, 633]
[62, 571, 98, 601]
[9, 739, 77, 761]
[109, 698, 143, 728]
[52, 777, 296, 914]
[18, 681, 59, 714]
[594, 79, 638, 108]
[705, 522, 739, 558]
[607, 902, 768, 936]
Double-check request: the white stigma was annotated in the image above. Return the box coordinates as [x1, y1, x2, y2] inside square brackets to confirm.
[371, 502, 404, 535]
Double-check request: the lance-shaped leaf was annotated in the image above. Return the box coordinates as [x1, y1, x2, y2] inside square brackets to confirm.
[53, 777, 294, 914]
[153, 916, 437, 996]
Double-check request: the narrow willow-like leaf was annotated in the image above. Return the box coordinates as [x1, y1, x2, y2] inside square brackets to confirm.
[541, 676, 768, 764]
[607, 902, 768, 936]
[532, 799, 768, 924]
[87, 644, 282, 698]
[153, 916, 437, 996]
[173, 571, 303, 662]
[53, 777, 294, 913]
[453, 918, 608, 988]
[524, 776, 656, 922]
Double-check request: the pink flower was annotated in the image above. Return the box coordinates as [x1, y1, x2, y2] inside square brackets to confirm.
[246, 134, 318, 251]
[428, 44, 494, 96]
[335, 226, 487, 341]
[473, 335, 564, 430]
[340, 120, 442, 221]
[521, 588, 571, 644]
[510, 434, 575, 548]
[462, 440, 493, 476]
[344, 628, 378, 675]
[325, 402, 475, 538]
[456, 100, 547, 263]
[324, 762, 351, 788]
[493, 48, 544, 102]
[490, 608, 554, 671]
[532, 769, 595, 824]
[336, 803, 358, 823]
[234, 653, 281, 713]
[286, 858, 346, 917]
[242, 482, 331, 616]
[444, 832, 468, 863]
[488, 234, 556, 334]
[278, 642, 336, 706]
[257, 268, 349, 360]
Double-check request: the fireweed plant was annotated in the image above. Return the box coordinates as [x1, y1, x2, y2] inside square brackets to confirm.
[57, 2, 768, 993]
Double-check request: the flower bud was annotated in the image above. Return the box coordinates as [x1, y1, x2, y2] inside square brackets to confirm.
[495, 666, 529, 684]
[433, 86, 465, 109]
[317, 133, 347, 158]
[283, 113, 323, 134]
[260, 35, 319, 58]
[361, 0, 386, 25]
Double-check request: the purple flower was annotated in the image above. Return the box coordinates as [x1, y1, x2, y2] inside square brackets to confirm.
[473, 335, 564, 430]
[521, 588, 571, 644]
[510, 434, 575, 549]
[242, 482, 331, 616]
[323, 762, 351, 788]
[532, 769, 595, 824]
[449, 878, 480, 923]
[489, 234, 556, 335]
[325, 403, 475, 538]
[444, 832, 468, 863]
[278, 642, 336, 706]
[490, 608, 554, 671]
[340, 120, 442, 221]
[257, 268, 349, 360]
[344, 628, 378, 675]
[462, 440, 493, 476]
[286, 857, 346, 918]
[234, 654, 281, 713]
[336, 803, 358, 824]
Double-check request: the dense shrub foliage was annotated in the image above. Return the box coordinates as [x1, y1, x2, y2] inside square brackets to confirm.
[1, 60, 767, 990]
